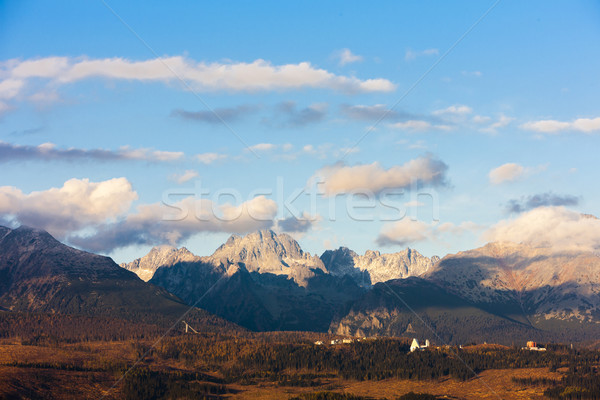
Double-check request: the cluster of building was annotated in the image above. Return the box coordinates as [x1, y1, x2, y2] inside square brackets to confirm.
[314, 338, 548, 353]
[314, 337, 370, 346]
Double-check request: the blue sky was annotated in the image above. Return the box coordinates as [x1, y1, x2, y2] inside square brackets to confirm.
[1, 1, 600, 263]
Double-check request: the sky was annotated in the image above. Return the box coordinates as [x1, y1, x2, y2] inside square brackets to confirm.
[1, 1, 600, 263]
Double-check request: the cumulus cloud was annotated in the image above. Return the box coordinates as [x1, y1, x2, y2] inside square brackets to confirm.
[335, 48, 363, 66]
[405, 48, 439, 61]
[484, 206, 600, 252]
[312, 155, 448, 196]
[521, 117, 600, 134]
[171, 104, 258, 124]
[0, 178, 138, 238]
[488, 163, 525, 184]
[69, 195, 278, 253]
[506, 192, 580, 213]
[0, 141, 184, 163]
[0, 56, 396, 107]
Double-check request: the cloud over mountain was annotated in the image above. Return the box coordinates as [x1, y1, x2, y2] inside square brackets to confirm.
[69, 195, 278, 253]
[0, 178, 138, 237]
[312, 155, 448, 196]
[376, 219, 431, 246]
[484, 206, 600, 252]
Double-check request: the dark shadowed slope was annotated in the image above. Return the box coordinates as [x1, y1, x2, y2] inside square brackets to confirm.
[0, 225, 240, 331]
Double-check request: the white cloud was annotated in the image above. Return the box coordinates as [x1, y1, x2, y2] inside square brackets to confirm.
[520, 117, 600, 134]
[120, 147, 184, 162]
[390, 119, 452, 132]
[389, 120, 432, 131]
[377, 219, 481, 247]
[433, 105, 473, 116]
[405, 48, 439, 61]
[488, 163, 525, 184]
[312, 156, 448, 196]
[472, 115, 492, 124]
[376, 219, 430, 246]
[479, 114, 514, 134]
[0, 79, 24, 99]
[0, 178, 138, 238]
[484, 206, 600, 252]
[572, 118, 600, 132]
[247, 143, 276, 152]
[170, 170, 199, 184]
[335, 48, 363, 66]
[436, 221, 482, 234]
[69, 195, 278, 252]
[0, 56, 396, 105]
[195, 152, 227, 164]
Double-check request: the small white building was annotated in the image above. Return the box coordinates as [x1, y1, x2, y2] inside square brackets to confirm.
[314, 341, 323, 346]
[410, 338, 430, 352]
[342, 338, 353, 344]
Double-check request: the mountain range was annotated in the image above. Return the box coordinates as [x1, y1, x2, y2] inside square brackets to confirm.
[3, 224, 600, 344]
[125, 229, 600, 343]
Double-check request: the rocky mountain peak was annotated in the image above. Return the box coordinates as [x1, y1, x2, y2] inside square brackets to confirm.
[427, 241, 600, 322]
[215, 229, 303, 259]
[121, 245, 200, 282]
[321, 246, 438, 286]
[5, 225, 61, 250]
[207, 230, 325, 285]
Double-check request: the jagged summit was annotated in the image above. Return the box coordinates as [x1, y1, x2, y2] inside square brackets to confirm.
[212, 229, 306, 264]
[208, 229, 325, 285]
[125, 230, 326, 285]
[321, 246, 439, 286]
